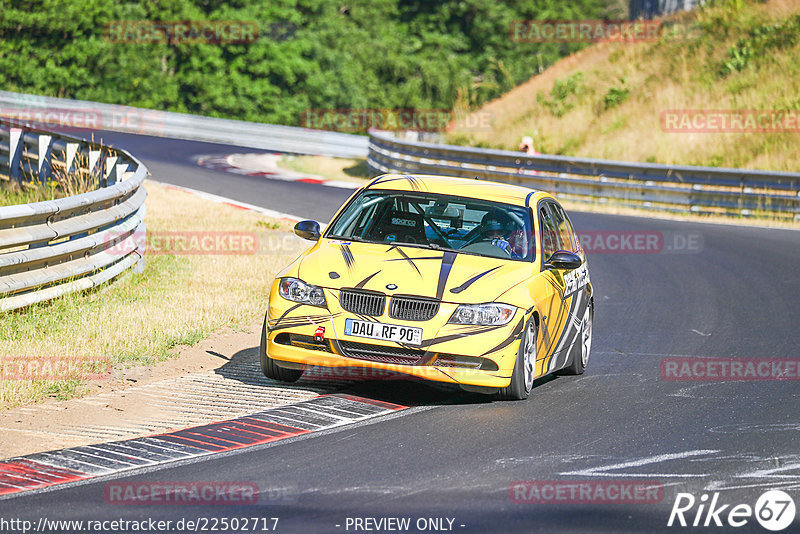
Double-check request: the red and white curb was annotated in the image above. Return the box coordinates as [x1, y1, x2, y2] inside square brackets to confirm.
[196, 154, 359, 190]
[0, 394, 406, 498]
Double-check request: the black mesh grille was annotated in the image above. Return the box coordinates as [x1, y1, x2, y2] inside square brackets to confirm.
[339, 289, 386, 316]
[338, 340, 425, 365]
[389, 296, 440, 321]
[275, 333, 333, 353]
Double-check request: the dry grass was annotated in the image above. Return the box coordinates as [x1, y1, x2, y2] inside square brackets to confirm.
[278, 155, 372, 183]
[0, 181, 304, 409]
[448, 0, 800, 173]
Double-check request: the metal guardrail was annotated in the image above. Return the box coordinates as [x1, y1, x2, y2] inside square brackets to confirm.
[0, 91, 368, 159]
[367, 130, 800, 220]
[0, 120, 147, 312]
[630, 0, 702, 21]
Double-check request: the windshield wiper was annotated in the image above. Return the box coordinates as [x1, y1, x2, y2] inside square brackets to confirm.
[326, 235, 373, 244]
[391, 241, 459, 253]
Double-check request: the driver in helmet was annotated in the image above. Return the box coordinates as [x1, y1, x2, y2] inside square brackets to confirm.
[481, 211, 521, 258]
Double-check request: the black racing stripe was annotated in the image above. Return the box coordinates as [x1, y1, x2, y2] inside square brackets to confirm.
[435, 251, 458, 301]
[403, 175, 421, 191]
[270, 313, 342, 332]
[388, 245, 425, 277]
[270, 303, 303, 330]
[370, 176, 407, 188]
[419, 325, 500, 348]
[548, 293, 579, 362]
[546, 292, 573, 355]
[339, 244, 355, 272]
[355, 270, 381, 289]
[481, 317, 525, 356]
[449, 266, 501, 294]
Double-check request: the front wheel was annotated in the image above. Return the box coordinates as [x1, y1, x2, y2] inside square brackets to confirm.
[497, 317, 537, 401]
[259, 315, 303, 382]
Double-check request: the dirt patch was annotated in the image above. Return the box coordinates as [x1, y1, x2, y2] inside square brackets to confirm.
[0, 320, 340, 459]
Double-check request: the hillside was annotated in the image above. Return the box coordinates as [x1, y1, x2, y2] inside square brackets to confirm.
[448, 0, 800, 172]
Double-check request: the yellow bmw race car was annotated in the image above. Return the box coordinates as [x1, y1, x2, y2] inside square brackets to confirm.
[260, 174, 593, 400]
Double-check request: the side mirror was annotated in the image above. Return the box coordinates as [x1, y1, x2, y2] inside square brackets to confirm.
[544, 250, 582, 270]
[294, 220, 321, 241]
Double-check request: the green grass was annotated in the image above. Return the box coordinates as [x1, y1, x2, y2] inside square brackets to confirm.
[0, 181, 300, 409]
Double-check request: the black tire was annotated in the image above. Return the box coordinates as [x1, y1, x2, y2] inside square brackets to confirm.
[259, 315, 303, 382]
[498, 317, 537, 401]
[563, 301, 592, 376]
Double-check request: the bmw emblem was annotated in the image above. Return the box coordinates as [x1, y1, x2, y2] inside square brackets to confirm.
[386, 284, 398, 290]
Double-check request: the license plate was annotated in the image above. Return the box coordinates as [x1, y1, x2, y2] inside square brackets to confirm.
[344, 318, 423, 346]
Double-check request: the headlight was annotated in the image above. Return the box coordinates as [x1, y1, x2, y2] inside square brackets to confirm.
[448, 303, 516, 326]
[279, 277, 327, 307]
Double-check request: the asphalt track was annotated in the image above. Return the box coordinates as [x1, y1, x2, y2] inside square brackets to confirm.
[2, 132, 799, 533]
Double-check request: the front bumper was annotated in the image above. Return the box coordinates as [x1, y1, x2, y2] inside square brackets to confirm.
[266, 288, 524, 388]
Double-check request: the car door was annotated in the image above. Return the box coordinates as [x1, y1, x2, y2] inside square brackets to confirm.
[546, 201, 588, 371]
[535, 201, 571, 374]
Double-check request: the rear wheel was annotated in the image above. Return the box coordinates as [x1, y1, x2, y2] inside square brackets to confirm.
[259, 315, 303, 382]
[498, 317, 537, 401]
[563, 302, 592, 375]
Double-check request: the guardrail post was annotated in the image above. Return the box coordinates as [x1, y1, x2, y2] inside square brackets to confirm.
[8, 128, 23, 182]
[37, 134, 53, 184]
[88, 149, 103, 186]
[107, 162, 127, 186]
[103, 155, 117, 187]
[65, 142, 79, 175]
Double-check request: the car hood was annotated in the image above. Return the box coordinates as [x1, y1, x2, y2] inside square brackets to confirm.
[297, 239, 533, 304]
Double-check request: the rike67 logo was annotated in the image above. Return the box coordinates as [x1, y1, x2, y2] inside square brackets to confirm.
[668, 490, 796, 531]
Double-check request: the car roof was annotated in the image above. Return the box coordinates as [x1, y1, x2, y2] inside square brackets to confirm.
[364, 174, 552, 207]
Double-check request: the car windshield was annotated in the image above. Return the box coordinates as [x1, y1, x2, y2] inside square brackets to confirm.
[326, 190, 535, 261]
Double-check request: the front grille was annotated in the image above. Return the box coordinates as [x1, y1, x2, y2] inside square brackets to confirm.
[339, 289, 386, 316]
[338, 340, 425, 366]
[389, 296, 440, 321]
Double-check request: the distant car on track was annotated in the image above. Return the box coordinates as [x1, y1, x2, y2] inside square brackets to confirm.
[260, 174, 592, 400]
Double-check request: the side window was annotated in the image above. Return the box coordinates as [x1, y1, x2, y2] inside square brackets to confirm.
[550, 202, 576, 252]
[539, 204, 559, 261]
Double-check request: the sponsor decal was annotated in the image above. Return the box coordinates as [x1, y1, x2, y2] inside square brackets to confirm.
[563, 264, 589, 297]
[391, 217, 417, 227]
